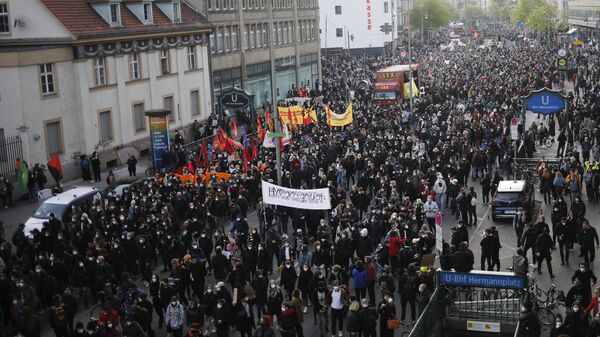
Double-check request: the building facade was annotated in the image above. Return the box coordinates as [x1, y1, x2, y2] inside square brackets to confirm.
[204, 0, 321, 109]
[319, 0, 398, 53]
[0, 0, 212, 177]
[568, 1, 600, 42]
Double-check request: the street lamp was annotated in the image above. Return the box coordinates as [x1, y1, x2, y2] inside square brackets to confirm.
[421, 8, 428, 41]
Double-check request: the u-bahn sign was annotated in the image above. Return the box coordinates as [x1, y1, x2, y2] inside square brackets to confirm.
[219, 88, 251, 109]
[522, 87, 567, 115]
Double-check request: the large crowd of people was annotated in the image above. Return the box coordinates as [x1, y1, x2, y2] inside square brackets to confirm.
[1, 25, 600, 337]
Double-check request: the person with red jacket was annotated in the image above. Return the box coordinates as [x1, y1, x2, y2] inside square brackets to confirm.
[387, 230, 404, 274]
[585, 287, 600, 317]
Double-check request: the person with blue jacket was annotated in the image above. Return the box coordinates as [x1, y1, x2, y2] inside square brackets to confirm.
[165, 295, 185, 337]
[351, 260, 368, 300]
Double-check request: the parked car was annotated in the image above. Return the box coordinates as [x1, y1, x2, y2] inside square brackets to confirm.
[491, 180, 535, 221]
[24, 186, 102, 236]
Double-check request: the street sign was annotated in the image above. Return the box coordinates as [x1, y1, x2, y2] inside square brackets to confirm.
[435, 212, 443, 253]
[380, 23, 393, 35]
[269, 132, 286, 137]
[557, 57, 568, 70]
[558, 48, 567, 57]
[439, 271, 527, 289]
[510, 118, 519, 139]
[467, 321, 501, 333]
[522, 87, 567, 115]
[220, 92, 249, 109]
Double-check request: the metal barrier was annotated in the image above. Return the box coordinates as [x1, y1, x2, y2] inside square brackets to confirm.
[0, 135, 23, 181]
[445, 287, 525, 322]
[407, 286, 445, 337]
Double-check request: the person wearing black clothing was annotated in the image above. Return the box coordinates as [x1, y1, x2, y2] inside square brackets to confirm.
[579, 220, 599, 264]
[377, 292, 396, 337]
[517, 302, 541, 337]
[252, 317, 276, 337]
[452, 242, 474, 272]
[251, 271, 269, 319]
[535, 228, 555, 278]
[90, 152, 101, 182]
[549, 314, 571, 337]
[214, 299, 230, 337]
[398, 265, 419, 322]
[572, 262, 597, 301]
[520, 223, 538, 264]
[565, 302, 587, 337]
[513, 208, 527, 247]
[48, 295, 69, 337]
[127, 155, 138, 177]
[480, 229, 495, 271]
[279, 302, 298, 337]
[554, 217, 571, 265]
[358, 299, 378, 337]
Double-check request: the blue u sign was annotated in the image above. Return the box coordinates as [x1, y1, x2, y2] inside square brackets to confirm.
[524, 88, 567, 115]
[439, 271, 526, 289]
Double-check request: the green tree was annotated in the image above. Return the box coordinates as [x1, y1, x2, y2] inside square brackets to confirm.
[524, 2, 557, 31]
[410, 0, 452, 30]
[510, 0, 538, 23]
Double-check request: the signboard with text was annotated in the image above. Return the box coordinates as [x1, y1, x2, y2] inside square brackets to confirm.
[149, 115, 170, 169]
[523, 87, 567, 115]
[439, 271, 526, 290]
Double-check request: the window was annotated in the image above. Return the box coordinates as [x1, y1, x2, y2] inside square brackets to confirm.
[224, 26, 230, 51]
[217, 27, 223, 52]
[336, 28, 343, 37]
[242, 0, 246, 9]
[190, 90, 200, 116]
[98, 110, 113, 142]
[256, 24, 261, 48]
[142, 2, 153, 22]
[160, 49, 170, 75]
[283, 22, 288, 44]
[172, 2, 181, 22]
[310, 20, 315, 40]
[129, 53, 140, 80]
[45, 120, 64, 156]
[384, 2, 389, 13]
[244, 27, 248, 50]
[215, 0, 220, 10]
[187, 46, 197, 70]
[109, 3, 120, 26]
[40, 63, 55, 95]
[249, 24, 255, 49]
[0, 3, 9, 33]
[335, 5, 342, 14]
[278, 22, 283, 45]
[94, 57, 106, 86]
[232, 26, 238, 50]
[299, 21, 304, 41]
[262, 24, 268, 47]
[210, 32, 215, 53]
[163, 96, 175, 122]
[133, 103, 146, 132]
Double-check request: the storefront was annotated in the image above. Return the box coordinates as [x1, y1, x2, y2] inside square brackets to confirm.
[299, 53, 319, 89]
[275, 56, 297, 100]
[245, 61, 271, 108]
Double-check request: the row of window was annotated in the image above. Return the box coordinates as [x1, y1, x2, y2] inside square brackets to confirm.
[0, 3, 9, 33]
[91, 46, 198, 88]
[208, 0, 316, 11]
[209, 20, 316, 54]
[44, 91, 202, 157]
[107, 2, 181, 27]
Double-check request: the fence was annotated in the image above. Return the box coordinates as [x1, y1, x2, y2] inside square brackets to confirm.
[445, 287, 526, 322]
[407, 286, 445, 337]
[0, 135, 23, 181]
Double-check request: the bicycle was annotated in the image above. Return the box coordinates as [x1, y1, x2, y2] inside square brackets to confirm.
[144, 159, 156, 176]
[539, 137, 554, 149]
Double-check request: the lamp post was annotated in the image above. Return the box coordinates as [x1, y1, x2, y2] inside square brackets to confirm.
[408, 3, 414, 112]
[421, 8, 428, 41]
[267, 0, 282, 185]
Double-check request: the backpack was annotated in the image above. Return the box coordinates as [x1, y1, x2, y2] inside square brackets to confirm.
[403, 274, 418, 294]
[52, 304, 67, 326]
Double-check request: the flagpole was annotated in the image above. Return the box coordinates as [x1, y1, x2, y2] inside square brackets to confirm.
[267, 0, 282, 186]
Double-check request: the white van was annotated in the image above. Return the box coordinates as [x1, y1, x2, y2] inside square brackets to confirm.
[24, 186, 102, 236]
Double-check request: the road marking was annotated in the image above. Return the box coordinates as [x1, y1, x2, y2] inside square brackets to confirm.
[469, 204, 491, 245]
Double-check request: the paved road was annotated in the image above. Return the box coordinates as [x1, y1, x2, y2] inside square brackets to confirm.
[0, 85, 589, 337]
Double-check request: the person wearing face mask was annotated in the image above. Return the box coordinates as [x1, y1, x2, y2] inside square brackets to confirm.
[377, 292, 397, 337]
[572, 262, 597, 303]
[165, 296, 185, 337]
[554, 216, 571, 265]
[329, 281, 348, 337]
[251, 271, 269, 320]
[516, 302, 541, 337]
[19, 306, 41, 337]
[214, 299, 232, 337]
[512, 207, 527, 247]
[266, 281, 283, 327]
[565, 302, 587, 337]
[280, 260, 298, 300]
[69, 321, 86, 337]
[200, 285, 217, 332]
[297, 263, 313, 314]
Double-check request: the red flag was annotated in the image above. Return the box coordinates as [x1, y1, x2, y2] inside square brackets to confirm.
[265, 111, 274, 131]
[243, 148, 251, 173]
[257, 117, 265, 142]
[187, 161, 194, 173]
[201, 140, 209, 167]
[218, 127, 243, 153]
[230, 119, 239, 139]
[251, 141, 258, 160]
[47, 154, 63, 181]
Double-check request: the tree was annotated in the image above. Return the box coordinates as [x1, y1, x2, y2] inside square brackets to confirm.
[410, 0, 452, 30]
[525, 4, 557, 31]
